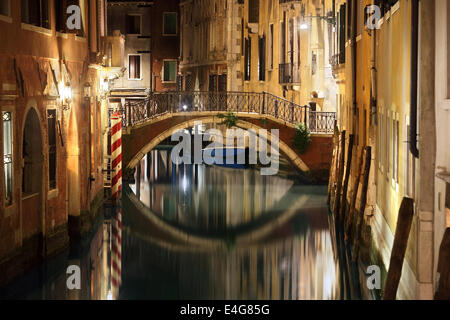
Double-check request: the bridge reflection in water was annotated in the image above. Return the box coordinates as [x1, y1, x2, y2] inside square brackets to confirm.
[0, 147, 345, 300]
[123, 147, 342, 299]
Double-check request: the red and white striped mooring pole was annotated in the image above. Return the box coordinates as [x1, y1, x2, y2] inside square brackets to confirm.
[110, 112, 122, 299]
[111, 112, 123, 201]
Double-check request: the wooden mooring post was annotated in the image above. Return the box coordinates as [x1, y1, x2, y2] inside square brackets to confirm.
[333, 131, 346, 218]
[345, 148, 365, 240]
[353, 146, 371, 261]
[383, 197, 415, 300]
[339, 134, 354, 222]
[327, 130, 339, 205]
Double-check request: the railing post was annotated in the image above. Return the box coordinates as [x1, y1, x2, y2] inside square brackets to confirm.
[290, 102, 294, 123]
[126, 101, 131, 127]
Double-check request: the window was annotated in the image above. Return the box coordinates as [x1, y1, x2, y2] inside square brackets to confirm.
[21, 0, 50, 29]
[55, 0, 84, 35]
[347, 0, 352, 39]
[3, 111, 13, 206]
[47, 110, 57, 189]
[378, 113, 383, 170]
[406, 123, 415, 197]
[258, 35, 266, 81]
[392, 118, 399, 184]
[163, 60, 177, 82]
[248, 0, 259, 24]
[386, 114, 390, 175]
[269, 24, 274, 69]
[297, 18, 301, 66]
[244, 37, 251, 81]
[128, 55, 141, 80]
[163, 12, 177, 36]
[126, 14, 141, 35]
[338, 4, 346, 63]
[280, 12, 286, 64]
[0, 0, 10, 16]
[241, 19, 245, 56]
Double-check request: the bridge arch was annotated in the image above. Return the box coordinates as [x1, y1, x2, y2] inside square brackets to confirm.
[125, 115, 310, 172]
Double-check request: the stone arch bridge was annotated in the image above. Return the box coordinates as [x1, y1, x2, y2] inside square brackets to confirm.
[110, 91, 336, 182]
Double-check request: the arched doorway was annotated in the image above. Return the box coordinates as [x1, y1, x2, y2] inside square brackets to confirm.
[67, 108, 81, 235]
[21, 108, 44, 253]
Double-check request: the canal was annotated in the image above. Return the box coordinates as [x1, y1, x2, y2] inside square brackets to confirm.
[0, 147, 357, 300]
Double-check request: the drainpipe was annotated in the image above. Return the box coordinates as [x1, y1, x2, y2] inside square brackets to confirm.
[410, 0, 419, 158]
[370, 18, 377, 125]
[351, 0, 357, 117]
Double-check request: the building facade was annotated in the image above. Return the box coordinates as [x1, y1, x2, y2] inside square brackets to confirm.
[328, 0, 448, 299]
[179, 0, 242, 92]
[240, 0, 338, 111]
[107, 0, 180, 101]
[0, 0, 109, 285]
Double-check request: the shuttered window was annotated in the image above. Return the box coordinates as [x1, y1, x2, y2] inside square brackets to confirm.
[258, 35, 266, 81]
[129, 55, 141, 80]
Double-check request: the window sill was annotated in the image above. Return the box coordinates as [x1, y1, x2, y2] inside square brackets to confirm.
[163, 33, 178, 37]
[75, 36, 87, 42]
[0, 14, 12, 24]
[439, 99, 450, 111]
[22, 192, 40, 200]
[162, 81, 177, 84]
[3, 203, 15, 218]
[56, 32, 69, 39]
[47, 188, 59, 200]
[128, 78, 143, 81]
[21, 23, 52, 36]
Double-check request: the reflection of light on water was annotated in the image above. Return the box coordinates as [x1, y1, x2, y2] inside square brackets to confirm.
[107, 290, 113, 300]
[181, 172, 188, 192]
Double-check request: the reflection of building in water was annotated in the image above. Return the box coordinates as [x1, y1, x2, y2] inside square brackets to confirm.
[130, 149, 295, 231]
[219, 230, 338, 300]
[121, 218, 339, 300]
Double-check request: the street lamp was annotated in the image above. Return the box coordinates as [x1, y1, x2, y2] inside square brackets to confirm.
[301, 15, 336, 28]
[299, 23, 309, 30]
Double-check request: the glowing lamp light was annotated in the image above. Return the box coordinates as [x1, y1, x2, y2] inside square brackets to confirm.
[84, 83, 91, 100]
[300, 23, 308, 30]
[59, 82, 72, 110]
[182, 105, 188, 111]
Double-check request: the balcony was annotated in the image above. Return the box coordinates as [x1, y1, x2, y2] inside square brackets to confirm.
[330, 51, 345, 79]
[279, 63, 300, 85]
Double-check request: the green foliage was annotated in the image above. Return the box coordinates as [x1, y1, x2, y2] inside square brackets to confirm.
[217, 112, 238, 128]
[259, 118, 268, 127]
[292, 123, 311, 154]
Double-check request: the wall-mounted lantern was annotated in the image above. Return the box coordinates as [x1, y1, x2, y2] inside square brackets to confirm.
[59, 82, 72, 110]
[84, 83, 91, 100]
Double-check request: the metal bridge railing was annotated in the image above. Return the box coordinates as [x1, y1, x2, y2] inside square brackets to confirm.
[109, 91, 336, 134]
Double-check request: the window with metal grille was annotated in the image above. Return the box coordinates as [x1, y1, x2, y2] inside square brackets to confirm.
[47, 110, 57, 189]
[3, 111, 13, 205]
